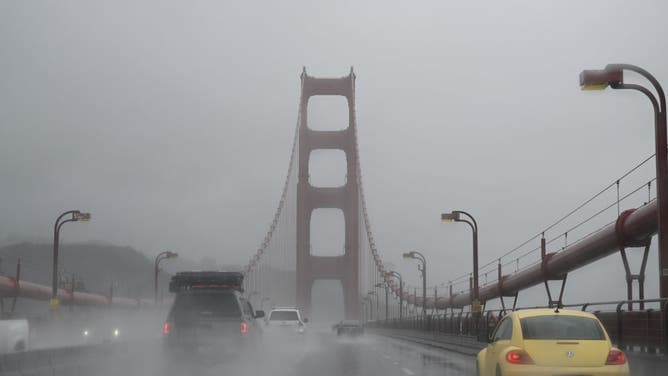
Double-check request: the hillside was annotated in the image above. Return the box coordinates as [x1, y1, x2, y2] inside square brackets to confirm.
[0, 242, 190, 300]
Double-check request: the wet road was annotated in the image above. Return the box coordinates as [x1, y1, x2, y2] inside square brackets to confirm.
[12, 327, 476, 376]
[291, 331, 475, 376]
[98, 327, 476, 376]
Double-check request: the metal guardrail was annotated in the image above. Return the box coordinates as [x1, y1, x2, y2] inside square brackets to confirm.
[369, 298, 668, 355]
[369, 325, 668, 375]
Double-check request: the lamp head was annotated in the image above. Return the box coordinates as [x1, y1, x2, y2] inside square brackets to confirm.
[579, 67, 623, 90]
[73, 211, 92, 222]
[441, 212, 460, 222]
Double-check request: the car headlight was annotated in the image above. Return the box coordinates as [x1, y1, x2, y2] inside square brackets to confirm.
[83, 329, 90, 337]
[298, 327, 305, 334]
[113, 329, 120, 338]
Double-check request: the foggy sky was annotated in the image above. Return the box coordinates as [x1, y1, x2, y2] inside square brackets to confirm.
[1, 1, 667, 305]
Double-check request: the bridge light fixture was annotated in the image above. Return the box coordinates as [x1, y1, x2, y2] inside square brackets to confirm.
[440, 210, 480, 317]
[579, 66, 623, 91]
[401, 250, 427, 319]
[580, 63, 668, 305]
[155, 251, 179, 304]
[385, 270, 404, 321]
[441, 212, 461, 222]
[52, 210, 93, 310]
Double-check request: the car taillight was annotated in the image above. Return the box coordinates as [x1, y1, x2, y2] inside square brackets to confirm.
[241, 321, 248, 334]
[163, 322, 171, 335]
[505, 349, 534, 365]
[606, 349, 626, 365]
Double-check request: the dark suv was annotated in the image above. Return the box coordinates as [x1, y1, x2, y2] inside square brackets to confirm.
[163, 271, 264, 359]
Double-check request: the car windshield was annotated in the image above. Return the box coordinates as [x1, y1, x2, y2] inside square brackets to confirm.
[520, 315, 605, 340]
[270, 311, 299, 321]
[172, 291, 241, 319]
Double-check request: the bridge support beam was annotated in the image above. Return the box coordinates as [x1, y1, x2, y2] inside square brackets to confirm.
[433, 200, 659, 309]
[296, 68, 360, 319]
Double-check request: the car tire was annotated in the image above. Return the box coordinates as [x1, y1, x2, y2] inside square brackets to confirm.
[475, 362, 481, 376]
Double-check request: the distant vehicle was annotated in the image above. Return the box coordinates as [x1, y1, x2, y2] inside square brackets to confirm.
[476, 308, 629, 376]
[335, 320, 364, 337]
[162, 271, 265, 359]
[265, 307, 307, 335]
[81, 322, 122, 344]
[0, 319, 29, 353]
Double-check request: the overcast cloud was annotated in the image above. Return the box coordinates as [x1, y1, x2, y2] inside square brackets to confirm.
[1, 1, 667, 305]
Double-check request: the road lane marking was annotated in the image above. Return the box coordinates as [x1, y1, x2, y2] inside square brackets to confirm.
[382, 354, 392, 360]
[401, 367, 415, 375]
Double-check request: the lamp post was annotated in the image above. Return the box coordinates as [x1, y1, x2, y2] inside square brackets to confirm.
[441, 210, 481, 316]
[403, 251, 427, 318]
[154, 251, 178, 304]
[580, 64, 668, 304]
[261, 297, 270, 311]
[366, 291, 376, 321]
[385, 270, 403, 321]
[52, 210, 91, 310]
[375, 282, 388, 321]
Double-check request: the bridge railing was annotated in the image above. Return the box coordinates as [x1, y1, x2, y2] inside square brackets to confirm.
[368, 298, 668, 356]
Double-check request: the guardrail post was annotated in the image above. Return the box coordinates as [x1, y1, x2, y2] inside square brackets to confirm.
[616, 302, 625, 350]
[664, 300, 668, 354]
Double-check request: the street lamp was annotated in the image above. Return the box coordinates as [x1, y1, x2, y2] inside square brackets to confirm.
[52, 210, 91, 309]
[371, 287, 380, 320]
[403, 251, 427, 318]
[154, 251, 178, 304]
[441, 210, 481, 316]
[362, 294, 373, 322]
[385, 270, 403, 321]
[261, 297, 270, 311]
[375, 282, 388, 321]
[580, 64, 668, 303]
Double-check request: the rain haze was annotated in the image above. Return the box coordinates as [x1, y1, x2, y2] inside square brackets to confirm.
[0, 1, 667, 375]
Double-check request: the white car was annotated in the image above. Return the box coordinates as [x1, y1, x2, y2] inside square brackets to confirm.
[265, 308, 308, 334]
[0, 319, 29, 353]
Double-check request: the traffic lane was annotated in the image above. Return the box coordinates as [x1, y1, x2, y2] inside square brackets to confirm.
[292, 331, 476, 376]
[65, 329, 476, 376]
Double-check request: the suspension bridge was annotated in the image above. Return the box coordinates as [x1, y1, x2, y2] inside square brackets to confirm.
[0, 67, 667, 375]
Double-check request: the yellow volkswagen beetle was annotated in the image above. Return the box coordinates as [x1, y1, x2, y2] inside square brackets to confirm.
[476, 308, 629, 376]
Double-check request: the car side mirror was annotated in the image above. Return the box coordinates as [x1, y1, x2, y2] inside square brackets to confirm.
[303, 318, 309, 323]
[255, 310, 265, 319]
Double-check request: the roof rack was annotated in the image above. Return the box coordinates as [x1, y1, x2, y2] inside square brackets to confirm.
[169, 271, 244, 293]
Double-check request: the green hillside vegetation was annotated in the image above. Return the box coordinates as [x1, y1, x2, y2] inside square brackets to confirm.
[0, 242, 180, 300]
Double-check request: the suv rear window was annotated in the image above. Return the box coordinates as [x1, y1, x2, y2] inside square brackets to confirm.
[269, 311, 299, 321]
[172, 291, 241, 319]
[520, 315, 605, 340]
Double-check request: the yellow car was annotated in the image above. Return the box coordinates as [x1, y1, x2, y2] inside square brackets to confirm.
[476, 308, 629, 376]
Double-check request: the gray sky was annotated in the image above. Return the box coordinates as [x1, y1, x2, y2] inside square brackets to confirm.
[1, 1, 667, 305]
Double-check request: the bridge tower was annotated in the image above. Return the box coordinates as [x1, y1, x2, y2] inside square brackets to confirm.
[296, 68, 360, 319]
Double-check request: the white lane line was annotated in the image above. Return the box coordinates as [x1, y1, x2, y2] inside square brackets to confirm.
[382, 354, 392, 360]
[401, 367, 415, 375]
[393, 361, 399, 365]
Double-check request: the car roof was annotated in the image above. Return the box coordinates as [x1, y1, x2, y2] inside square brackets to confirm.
[510, 308, 597, 320]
